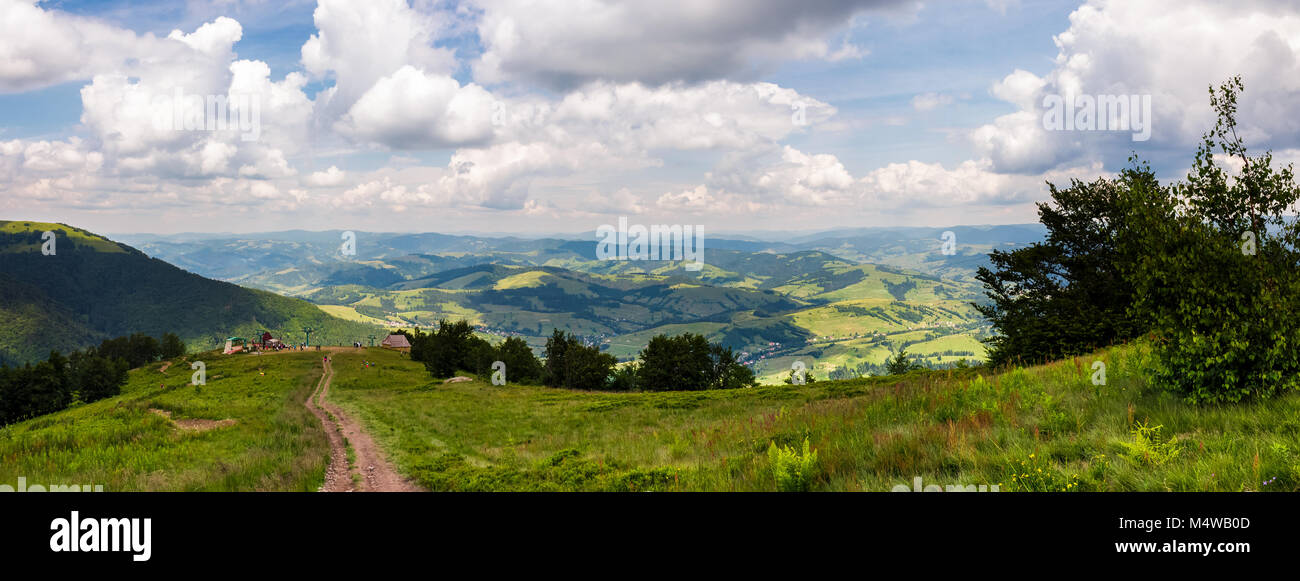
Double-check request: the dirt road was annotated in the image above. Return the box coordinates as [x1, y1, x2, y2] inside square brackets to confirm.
[306, 357, 422, 492]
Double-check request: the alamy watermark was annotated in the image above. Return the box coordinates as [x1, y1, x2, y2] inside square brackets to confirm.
[1042, 93, 1152, 142]
[50, 511, 151, 562]
[191, 361, 206, 386]
[892, 476, 999, 492]
[150, 87, 261, 142]
[940, 230, 956, 256]
[341, 230, 357, 256]
[595, 217, 705, 271]
[492, 361, 507, 385]
[790, 361, 808, 385]
[1, 476, 103, 492]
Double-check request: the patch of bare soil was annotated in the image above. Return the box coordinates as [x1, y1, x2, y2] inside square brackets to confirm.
[148, 408, 237, 432]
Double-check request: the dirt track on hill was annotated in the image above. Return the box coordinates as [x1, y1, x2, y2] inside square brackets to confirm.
[306, 357, 422, 492]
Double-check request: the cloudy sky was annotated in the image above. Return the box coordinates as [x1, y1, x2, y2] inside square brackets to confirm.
[2, 0, 1299, 236]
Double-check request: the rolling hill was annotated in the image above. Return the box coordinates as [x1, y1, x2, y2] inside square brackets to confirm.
[0, 221, 383, 364]
[102, 226, 1014, 380]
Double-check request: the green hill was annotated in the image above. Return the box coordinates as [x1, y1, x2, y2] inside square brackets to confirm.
[0, 221, 383, 364]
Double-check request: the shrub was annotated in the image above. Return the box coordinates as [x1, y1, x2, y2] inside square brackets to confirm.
[1117, 421, 1180, 466]
[767, 437, 819, 492]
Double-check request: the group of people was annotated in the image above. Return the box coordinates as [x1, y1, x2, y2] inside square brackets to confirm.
[258, 343, 311, 352]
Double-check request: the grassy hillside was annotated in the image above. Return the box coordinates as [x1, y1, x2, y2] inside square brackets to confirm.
[0, 221, 384, 363]
[323, 343, 1300, 492]
[0, 350, 330, 491]
[6, 340, 1297, 491]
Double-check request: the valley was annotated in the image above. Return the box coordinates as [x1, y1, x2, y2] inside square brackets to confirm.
[108, 226, 1028, 382]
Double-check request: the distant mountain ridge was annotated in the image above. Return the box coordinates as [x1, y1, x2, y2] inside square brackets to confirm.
[114, 224, 1045, 293]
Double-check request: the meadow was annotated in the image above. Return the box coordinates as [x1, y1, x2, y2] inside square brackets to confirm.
[0, 351, 329, 491]
[4, 340, 1298, 492]
[326, 343, 1300, 492]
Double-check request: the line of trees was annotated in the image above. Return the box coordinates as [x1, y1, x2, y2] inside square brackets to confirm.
[975, 77, 1300, 403]
[409, 320, 755, 391]
[0, 332, 186, 426]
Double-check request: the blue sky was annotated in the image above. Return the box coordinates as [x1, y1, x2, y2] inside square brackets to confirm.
[2, 0, 1298, 235]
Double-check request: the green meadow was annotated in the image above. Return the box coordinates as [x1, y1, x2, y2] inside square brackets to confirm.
[0, 351, 329, 491]
[4, 341, 1298, 492]
[326, 344, 1300, 492]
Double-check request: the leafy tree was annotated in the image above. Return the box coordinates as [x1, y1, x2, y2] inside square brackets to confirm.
[1124, 76, 1300, 403]
[607, 362, 639, 392]
[708, 343, 757, 389]
[638, 333, 713, 391]
[542, 328, 571, 386]
[543, 330, 616, 390]
[0, 351, 73, 425]
[95, 333, 162, 368]
[635, 333, 755, 391]
[410, 319, 493, 378]
[492, 336, 542, 384]
[975, 166, 1155, 367]
[0, 336, 156, 425]
[885, 348, 923, 375]
[160, 332, 186, 359]
[69, 350, 128, 403]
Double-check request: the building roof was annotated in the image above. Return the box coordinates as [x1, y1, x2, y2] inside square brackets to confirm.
[381, 334, 411, 348]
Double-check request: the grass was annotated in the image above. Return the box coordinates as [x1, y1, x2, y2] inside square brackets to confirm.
[6, 340, 1300, 492]
[325, 342, 1300, 492]
[318, 304, 391, 326]
[0, 350, 330, 491]
[0, 221, 127, 254]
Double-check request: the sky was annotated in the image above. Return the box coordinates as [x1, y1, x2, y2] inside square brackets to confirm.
[2, 0, 1300, 236]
